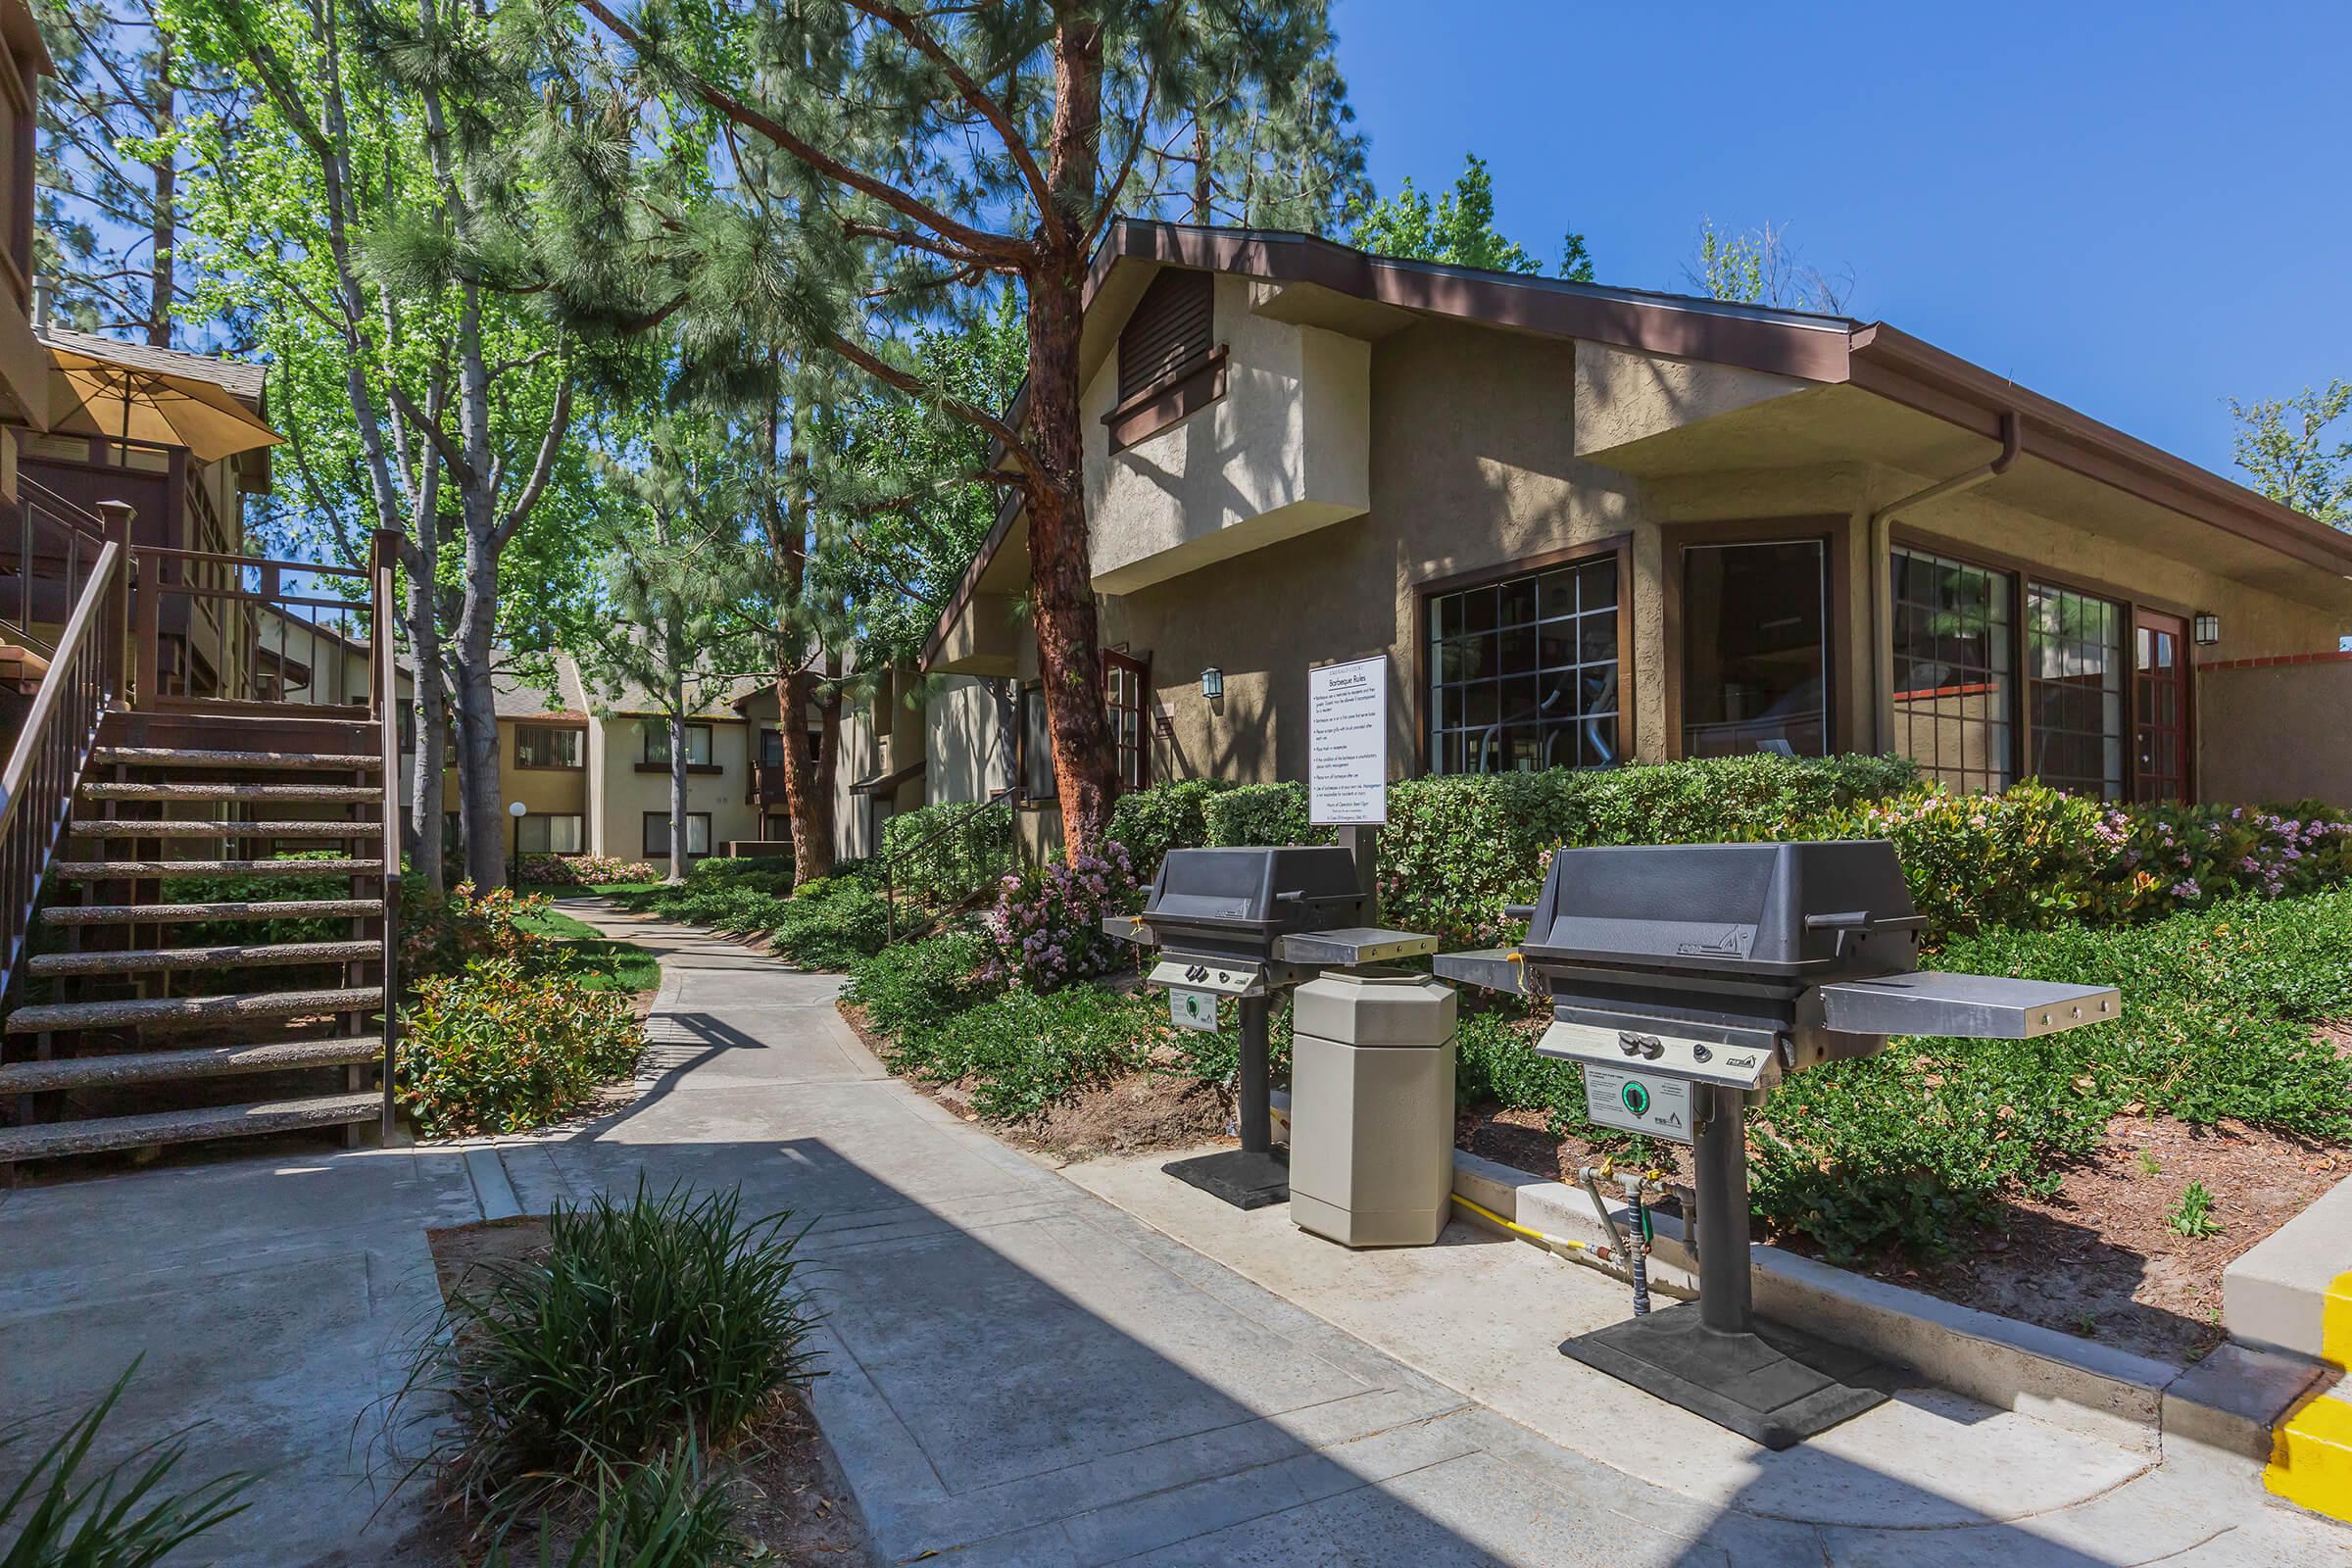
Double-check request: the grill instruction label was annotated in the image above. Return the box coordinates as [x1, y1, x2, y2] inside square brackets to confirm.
[1584, 1067, 1694, 1143]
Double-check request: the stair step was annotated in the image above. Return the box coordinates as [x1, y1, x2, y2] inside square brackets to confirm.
[67, 819, 384, 839]
[4, 986, 381, 1035]
[27, 941, 380, 977]
[52, 858, 385, 880]
[0, 1037, 382, 1094]
[0, 1093, 380, 1163]
[78, 782, 382, 803]
[41, 899, 384, 927]
[92, 747, 381, 772]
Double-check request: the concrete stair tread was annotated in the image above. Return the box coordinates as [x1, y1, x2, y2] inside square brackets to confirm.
[4, 985, 381, 1035]
[52, 858, 385, 879]
[0, 1038, 382, 1094]
[40, 899, 384, 926]
[92, 747, 380, 771]
[67, 819, 385, 838]
[26, 941, 380, 976]
[41, 899, 384, 926]
[0, 1092, 380, 1162]
[77, 783, 381, 802]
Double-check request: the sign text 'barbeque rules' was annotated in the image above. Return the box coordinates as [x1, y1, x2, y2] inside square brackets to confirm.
[1308, 655, 1388, 826]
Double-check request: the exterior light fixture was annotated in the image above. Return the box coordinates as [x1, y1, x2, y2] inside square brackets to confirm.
[1200, 666, 1224, 701]
[2191, 612, 2221, 647]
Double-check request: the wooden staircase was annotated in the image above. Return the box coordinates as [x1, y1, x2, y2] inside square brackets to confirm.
[1, 708, 399, 1178]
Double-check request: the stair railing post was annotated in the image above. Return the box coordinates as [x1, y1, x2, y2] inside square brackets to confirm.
[372, 528, 403, 1141]
[94, 502, 133, 709]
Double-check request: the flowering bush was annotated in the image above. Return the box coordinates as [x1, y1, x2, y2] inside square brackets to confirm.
[981, 844, 1138, 991]
[394, 956, 645, 1137]
[521, 854, 659, 887]
[401, 882, 558, 987]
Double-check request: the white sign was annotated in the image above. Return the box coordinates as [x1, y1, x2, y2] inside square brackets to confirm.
[1583, 1067, 1695, 1144]
[1169, 989, 1218, 1032]
[1308, 655, 1388, 825]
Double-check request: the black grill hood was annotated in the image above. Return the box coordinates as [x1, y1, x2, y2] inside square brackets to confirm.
[1521, 841, 1924, 981]
[1139, 846, 1373, 954]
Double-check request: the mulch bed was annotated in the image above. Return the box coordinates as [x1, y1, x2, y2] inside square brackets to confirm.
[389, 1216, 872, 1567]
[1454, 1101, 2347, 1365]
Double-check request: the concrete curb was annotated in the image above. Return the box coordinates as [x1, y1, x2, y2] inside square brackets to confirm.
[1446, 1147, 2321, 1458]
[2225, 1169, 2352, 1365]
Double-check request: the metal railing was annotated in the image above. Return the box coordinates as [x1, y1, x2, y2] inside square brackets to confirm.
[880, 787, 1018, 944]
[370, 529, 403, 1139]
[130, 544, 373, 708]
[0, 533, 127, 1001]
[1, 480, 109, 656]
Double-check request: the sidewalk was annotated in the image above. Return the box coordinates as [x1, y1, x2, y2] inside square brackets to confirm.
[0, 902, 2339, 1565]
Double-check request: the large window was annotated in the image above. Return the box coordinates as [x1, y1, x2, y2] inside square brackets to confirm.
[1681, 540, 1828, 760]
[1427, 554, 1620, 774]
[643, 722, 713, 767]
[2028, 584, 2125, 800]
[1103, 650, 1149, 791]
[1890, 548, 2015, 794]
[1118, 268, 1212, 403]
[643, 811, 712, 858]
[516, 813, 584, 855]
[515, 724, 582, 769]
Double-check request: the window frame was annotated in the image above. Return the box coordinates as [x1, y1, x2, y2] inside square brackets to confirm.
[1102, 648, 1151, 793]
[1888, 544, 2018, 796]
[638, 720, 720, 774]
[1411, 534, 1636, 775]
[1105, 268, 1226, 452]
[515, 812, 585, 856]
[514, 722, 584, 771]
[1889, 525, 2197, 802]
[642, 810, 713, 858]
[1662, 516, 1853, 761]
[1015, 681, 1057, 804]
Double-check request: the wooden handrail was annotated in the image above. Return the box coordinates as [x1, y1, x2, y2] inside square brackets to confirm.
[0, 537, 124, 1001]
[133, 543, 368, 576]
[371, 528, 403, 1140]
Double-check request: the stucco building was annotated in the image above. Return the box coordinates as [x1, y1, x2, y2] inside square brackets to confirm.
[922, 221, 2352, 848]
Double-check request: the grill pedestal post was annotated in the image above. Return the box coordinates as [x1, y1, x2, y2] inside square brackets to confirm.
[1557, 1082, 1892, 1449]
[1163, 992, 1291, 1209]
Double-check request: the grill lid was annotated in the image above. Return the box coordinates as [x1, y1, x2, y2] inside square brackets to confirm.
[1521, 841, 1924, 980]
[1138, 846, 1372, 946]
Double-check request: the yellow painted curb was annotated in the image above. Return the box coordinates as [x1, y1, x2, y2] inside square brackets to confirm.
[2322, 1269, 2352, 1371]
[2266, 1389, 2352, 1522]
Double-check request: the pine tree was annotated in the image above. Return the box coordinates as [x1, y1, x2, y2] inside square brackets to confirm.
[542, 0, 1362, 853]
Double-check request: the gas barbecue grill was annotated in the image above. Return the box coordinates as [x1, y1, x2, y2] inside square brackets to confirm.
[1439, 839, 2121, 1447]
[1107, 844, 1436, 1208]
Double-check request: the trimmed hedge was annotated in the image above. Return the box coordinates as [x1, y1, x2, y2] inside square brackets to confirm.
[617, 870, 890, 970]
[1200, 782, 1325, 850]
[1107, 777, 1238, 879]
[880, 800, 1015, 906]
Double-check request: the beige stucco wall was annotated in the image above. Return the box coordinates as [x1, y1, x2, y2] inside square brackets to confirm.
[1084, 272, 1371, 596]
[439, 718, 591, 860]
[1074, 303, 2350, 804]
[593, 714, 759, 862]
[2197, 662, 2352, 806]
[926, 674, 1012, 805]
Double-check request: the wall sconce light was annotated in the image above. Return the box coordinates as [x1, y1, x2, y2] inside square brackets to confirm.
[2191, 612, 2221, 647]
[1200, 666, 1224, 701]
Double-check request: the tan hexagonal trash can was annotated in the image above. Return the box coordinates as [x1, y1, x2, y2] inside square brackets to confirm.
[1288, 967, 1457, 1248]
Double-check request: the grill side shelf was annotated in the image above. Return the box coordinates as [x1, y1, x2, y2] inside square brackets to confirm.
[1816, 971, 2122, 1040]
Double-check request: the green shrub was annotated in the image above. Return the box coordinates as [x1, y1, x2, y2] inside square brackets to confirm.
[624, 874, 889, 970]
[395, 957, 646, 1137]
[487, 1440, 757, 1568]
[1109, 777, 1240, 879]
[880, 801, 1015, 906]
[1201, 782, 1323, 849]
[1566, 752, 1917, 846]
[0, 1361, 254, 1566]
[842, 927, 1004, 1040]
[161, 849, 354, 945]
[404, 1182, 821, 1522]
[403, 882, 562, 988]
[881, 985, 1163, 1120]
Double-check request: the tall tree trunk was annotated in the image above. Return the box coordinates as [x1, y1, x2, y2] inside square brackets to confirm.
[665, 625, 689, 880]
[403, 582, 446, 890]
[767, 446, 835, 887]
[146, 32, 174, 347]
[454, 499, 506, 890]
[1026, 18, 1117, 855]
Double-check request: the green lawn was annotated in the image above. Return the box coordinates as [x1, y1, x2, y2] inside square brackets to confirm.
[516, 906, 663, 995]
[519, 879, 665, 897]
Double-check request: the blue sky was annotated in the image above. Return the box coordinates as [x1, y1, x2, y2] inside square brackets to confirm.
[1333, 0, 2350, 482]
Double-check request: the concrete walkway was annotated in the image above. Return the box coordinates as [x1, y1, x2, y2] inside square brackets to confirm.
[2, 901, 2344, 1564]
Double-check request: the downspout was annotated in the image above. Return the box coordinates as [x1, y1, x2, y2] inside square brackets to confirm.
[1867, 411, 2023, 749]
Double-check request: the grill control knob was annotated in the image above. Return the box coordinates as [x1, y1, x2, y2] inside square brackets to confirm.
[1618, 1031, 1665, 1059]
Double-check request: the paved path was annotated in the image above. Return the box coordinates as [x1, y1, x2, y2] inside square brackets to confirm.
[1, 901, 2342, 1565]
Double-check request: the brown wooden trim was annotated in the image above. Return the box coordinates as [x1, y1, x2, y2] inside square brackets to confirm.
[1104, 346, 1228, 452]
[1661, 515, 1853, 762]
[1407, 532, 1635, 775]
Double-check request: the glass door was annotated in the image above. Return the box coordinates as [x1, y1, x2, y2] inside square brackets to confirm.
[2132, 611, 2188, 802]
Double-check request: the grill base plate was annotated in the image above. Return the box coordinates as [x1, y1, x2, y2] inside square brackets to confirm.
[1559, 1301, 1890, 1448]
[1163, 1149, 1291, 1210]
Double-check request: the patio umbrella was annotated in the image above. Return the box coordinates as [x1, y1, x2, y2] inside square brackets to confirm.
[42, 342, 281, 465]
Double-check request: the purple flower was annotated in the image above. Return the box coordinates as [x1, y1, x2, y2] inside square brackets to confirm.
[2170, 879, 2201, 900]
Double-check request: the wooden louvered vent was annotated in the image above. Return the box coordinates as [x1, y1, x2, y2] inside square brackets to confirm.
[1117, 269, 1213, 403]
